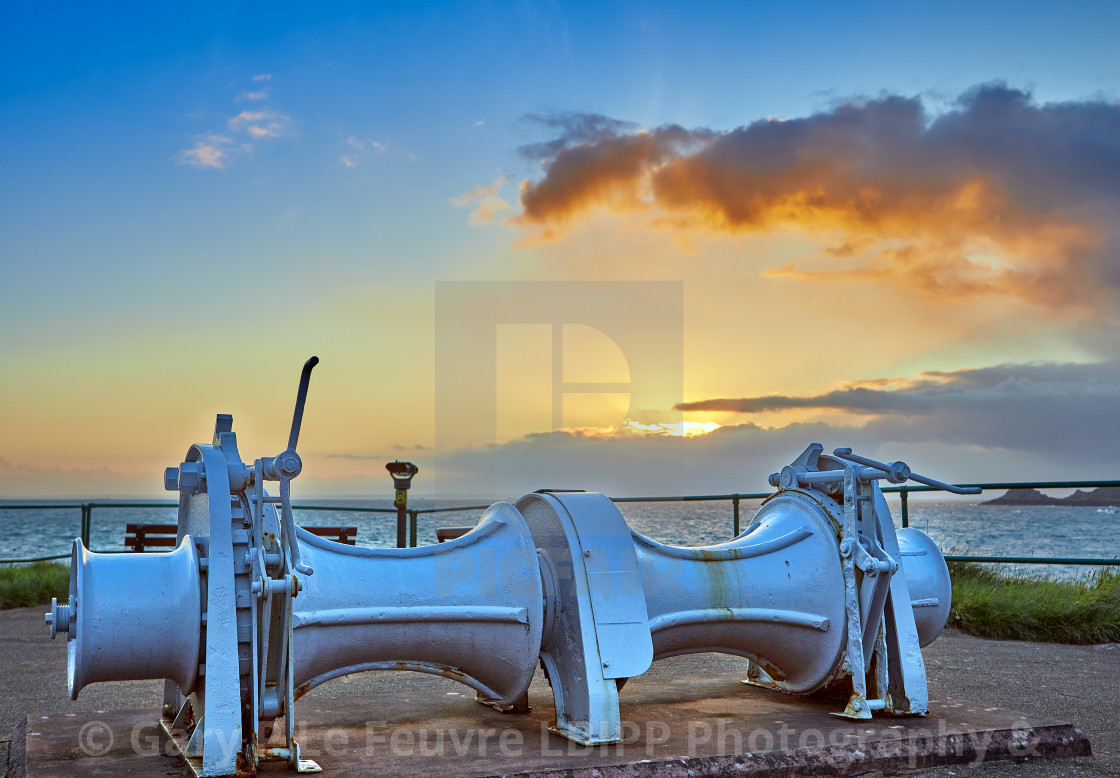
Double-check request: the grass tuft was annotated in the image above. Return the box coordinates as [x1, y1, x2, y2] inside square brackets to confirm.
[948, 560, 1120, 644]
[0, 562, 70, 610]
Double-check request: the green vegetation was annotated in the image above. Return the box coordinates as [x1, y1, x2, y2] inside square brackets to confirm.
[948, 560, 1120, 644]
[0, 562, 69, 610]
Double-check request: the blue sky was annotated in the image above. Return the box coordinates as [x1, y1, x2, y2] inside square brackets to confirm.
[2, 2, 1118, 497]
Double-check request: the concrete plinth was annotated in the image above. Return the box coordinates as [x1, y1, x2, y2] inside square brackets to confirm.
[8, 665, 1090, 778]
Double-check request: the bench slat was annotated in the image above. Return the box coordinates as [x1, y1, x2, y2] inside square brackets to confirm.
[436, 527, 473, 543]
[124, 523, 178, 534]
[124, 537, 177, 548]
[123, 524, 358, 550]
[303, 526, 358, 545]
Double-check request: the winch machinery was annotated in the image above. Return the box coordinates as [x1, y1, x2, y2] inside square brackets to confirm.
[44, 358, 973, 776]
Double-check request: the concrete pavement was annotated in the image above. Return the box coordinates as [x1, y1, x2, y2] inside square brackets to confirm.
[2, 604, 1116, 777]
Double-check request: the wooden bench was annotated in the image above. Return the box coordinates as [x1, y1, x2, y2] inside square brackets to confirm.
[435, 527, 473, 543]
[125, 523, 358, 552]
[124, 523, 178, 552]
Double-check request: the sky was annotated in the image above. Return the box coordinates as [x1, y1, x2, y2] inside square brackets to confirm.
[1, 1, 1119, 499]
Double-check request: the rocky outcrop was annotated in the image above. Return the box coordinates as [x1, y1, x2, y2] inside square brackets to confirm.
[983, 486, 1120, 507]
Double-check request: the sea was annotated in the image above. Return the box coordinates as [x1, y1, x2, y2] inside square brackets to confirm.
[2, 496, 1117, 580]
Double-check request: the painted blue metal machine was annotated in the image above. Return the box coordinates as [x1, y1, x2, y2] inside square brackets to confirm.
[44, 358, 970, 776]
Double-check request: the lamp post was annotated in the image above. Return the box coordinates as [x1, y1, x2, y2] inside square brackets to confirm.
[386, 461, 419, 548]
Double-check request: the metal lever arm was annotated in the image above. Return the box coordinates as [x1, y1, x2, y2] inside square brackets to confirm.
[287, 356, 319, 452]
[264, 356, 320, 576]
[832, 448, 981, 495]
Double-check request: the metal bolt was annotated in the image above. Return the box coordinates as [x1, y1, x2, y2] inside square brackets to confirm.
[45, 598, 72, 639]
[164, 467, 179, 492]
[177, 462, 202, 492]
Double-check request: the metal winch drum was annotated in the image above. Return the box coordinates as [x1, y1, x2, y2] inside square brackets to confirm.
[45, 357, 970, 776]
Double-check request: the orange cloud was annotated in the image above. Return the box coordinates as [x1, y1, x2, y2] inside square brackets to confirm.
[512, 86, 1120, 314]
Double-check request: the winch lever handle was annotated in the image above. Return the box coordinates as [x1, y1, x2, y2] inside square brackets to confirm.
[904, 472, 981, 495]
[287, 356, 319, 452]
[833, 447, 980, 495]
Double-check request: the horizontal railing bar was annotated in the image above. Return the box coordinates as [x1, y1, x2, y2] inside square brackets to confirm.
[414, 505, 492, 514]
[885, 480, 1120, 494]
[611, 493, 771, 503]
[945, 555, 1119, 566]
[414, 493, 776, 514]
[2, 479, 1117, 512]
[291, 505, 398, 513]
[0, 502, 400, 513]
[0, 553, 71, 564]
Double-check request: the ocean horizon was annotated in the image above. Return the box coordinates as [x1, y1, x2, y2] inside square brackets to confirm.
[2, 496, 1116, 580]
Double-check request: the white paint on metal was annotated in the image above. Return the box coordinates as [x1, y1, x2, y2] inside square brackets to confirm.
[290, 500, 543, 706]
[634, 489, 848, 695]
[897, 527, 953, 647]
[63, 535, 201, 699]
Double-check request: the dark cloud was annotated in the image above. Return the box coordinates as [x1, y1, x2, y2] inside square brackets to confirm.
[676, 387, 920, 414]
[516, 122, 710, 238]
[427, 361, 1120, 496]
[675, 360, 1120, 466]
[427, 411, 1112, 498]
[513, 86, 1120, 314]
[677, 361, 1120, 413]
[517, 112, 641, 159]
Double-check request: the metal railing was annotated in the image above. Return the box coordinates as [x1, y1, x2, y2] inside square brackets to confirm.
[886, 480, 1120, 567]
[2, 479, 1118, 567]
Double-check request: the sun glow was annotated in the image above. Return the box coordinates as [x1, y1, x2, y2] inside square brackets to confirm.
[623, 420, 721, 437]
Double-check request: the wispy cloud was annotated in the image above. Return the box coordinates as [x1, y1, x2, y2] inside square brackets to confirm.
[338, 135, 415, 168]
[0, 456, 154, 498]
[512, 86, 1120, 316]
[174, 133, 235, 169]
[452, 176, 511, 225]
[175, 78, 291, 169]
[327, 443, 431, 460]
[228, 110, 289, 138]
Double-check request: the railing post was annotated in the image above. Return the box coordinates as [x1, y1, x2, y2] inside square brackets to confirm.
[409, 510, 418, 548]
[81, 503, 92, 548]
[732, 496, 740, 537]
[900, 488, 909, 528]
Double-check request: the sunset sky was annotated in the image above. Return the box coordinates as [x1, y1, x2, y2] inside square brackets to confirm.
[2, 2, 1118, 498]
